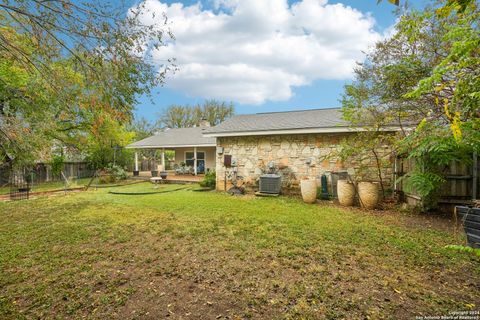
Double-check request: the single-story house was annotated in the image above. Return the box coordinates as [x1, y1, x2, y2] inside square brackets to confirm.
[126, 120, 216, 175]
[203, 108, 401, 192]
[128, 108, 402, 192]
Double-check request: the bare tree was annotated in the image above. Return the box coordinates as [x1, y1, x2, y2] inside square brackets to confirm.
[159, 100, 234, 128]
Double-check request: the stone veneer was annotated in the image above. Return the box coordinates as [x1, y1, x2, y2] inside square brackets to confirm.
[215, 133, 393, 193]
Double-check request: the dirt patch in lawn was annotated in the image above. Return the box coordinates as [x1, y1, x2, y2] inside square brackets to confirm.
[319, 200, 457, 234]
[55, 231, 479, 320]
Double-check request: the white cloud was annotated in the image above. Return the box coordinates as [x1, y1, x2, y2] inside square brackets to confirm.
[137, 0, 382, 104]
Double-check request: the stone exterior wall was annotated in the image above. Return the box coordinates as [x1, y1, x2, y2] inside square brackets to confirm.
[215, 133, 394, 193]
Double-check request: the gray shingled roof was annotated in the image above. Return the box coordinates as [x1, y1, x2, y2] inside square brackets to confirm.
[205, 108, 348, 135]
[126, 127, 216, 149]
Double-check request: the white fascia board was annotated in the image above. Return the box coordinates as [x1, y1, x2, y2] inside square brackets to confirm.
[202, 126, 405, 138]
[125, 143, 216, 149]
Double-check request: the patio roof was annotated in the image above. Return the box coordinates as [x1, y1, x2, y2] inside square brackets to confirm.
[126, 127, 216, 149]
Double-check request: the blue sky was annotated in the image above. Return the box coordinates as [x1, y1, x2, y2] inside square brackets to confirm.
[133, 0, 428, 121]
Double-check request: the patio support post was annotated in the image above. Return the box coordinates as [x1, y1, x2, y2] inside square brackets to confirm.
[134, 152, 139, 172]
[161, 148, 165, 171]
[194, 146, 197, 176]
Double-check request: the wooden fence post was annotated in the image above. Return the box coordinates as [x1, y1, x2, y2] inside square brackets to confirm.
[473, 152, 478, 201]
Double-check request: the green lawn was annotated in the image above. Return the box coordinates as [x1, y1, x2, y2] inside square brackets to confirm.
[0, 178, 144, 195]
[0, 182, 479, 319]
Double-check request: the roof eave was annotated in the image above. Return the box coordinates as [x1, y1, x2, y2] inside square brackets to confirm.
[203, 126, 410, 138]
[125, 143, 217, 149]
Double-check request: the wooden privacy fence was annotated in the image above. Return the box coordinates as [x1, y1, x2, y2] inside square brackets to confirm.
[395, 154, 479, 207]
[0, 162, 95, 186]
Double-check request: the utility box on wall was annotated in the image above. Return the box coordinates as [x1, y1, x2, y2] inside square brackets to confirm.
[224, 155, 232, 167]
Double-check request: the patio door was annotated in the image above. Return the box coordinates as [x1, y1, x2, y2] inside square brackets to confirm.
[185, 151, 205, 174]
[196, 152, 205, 174]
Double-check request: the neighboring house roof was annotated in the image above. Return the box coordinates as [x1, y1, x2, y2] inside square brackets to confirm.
[126, 127, 216, 149]
[204, 108, 408, 137]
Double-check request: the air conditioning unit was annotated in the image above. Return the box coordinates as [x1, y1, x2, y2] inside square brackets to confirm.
[259, 174, 282, 194]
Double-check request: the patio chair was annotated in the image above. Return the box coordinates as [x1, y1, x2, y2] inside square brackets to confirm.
[174, 164, 190, 175]
[173, 164, 181, 175]
[184, 166, 194, 175]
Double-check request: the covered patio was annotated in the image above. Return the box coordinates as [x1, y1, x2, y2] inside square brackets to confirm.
[130, 172, 205, 183]
[126, 126, 217, 177]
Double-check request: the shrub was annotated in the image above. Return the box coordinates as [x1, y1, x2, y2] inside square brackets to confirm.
[50, 155, 65, 177]
[200, 170, 216, 189]
[98, 164, 128, 184]
[107, 164, 128, 181]
[98, 172, 115, 184]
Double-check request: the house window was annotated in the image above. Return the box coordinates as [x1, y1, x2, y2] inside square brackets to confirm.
[185, 152, 194, 163]
[185, 151, 206, 174]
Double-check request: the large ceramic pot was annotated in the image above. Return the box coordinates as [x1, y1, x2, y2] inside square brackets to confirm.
[357, 182, 379, 209]
[337, 180, 355, 206]
[160, 171, 168, 179]
[300, 179, 317, 204]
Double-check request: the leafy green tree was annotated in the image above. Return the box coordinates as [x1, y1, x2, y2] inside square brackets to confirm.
[342, 0, 479, 210]
[397, 0, 479, 209]
[0, 1, 173, 168]
[0, 27, 68, 167]
[401, 1, 480, 147]
[84, 112, 135, 170]
[377, 0, 475, 13]
[0, 1, 173, 106]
